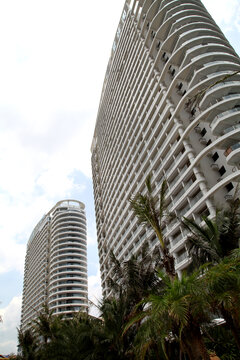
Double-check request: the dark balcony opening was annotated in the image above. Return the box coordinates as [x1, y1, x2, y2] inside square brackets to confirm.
[219, 166, 226, 176]
[201, 128, 207, 137]
[198, 206, 210, 218]
[191, 108, 196, 116]
[226, 182, 234, 192]
[212, 152, 219, 162]
[151, 31, 155, 39]
[178, 82, 183, 90]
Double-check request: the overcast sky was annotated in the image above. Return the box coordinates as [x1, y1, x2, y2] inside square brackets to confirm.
[0, 0, 239, 354]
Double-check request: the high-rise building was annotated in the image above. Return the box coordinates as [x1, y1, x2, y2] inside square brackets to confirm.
[91, 0, 240, 297]
[21, 200, 88, 331]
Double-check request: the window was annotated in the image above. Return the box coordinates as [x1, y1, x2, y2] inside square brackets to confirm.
[226, 182, 234, 192]
[198, 206, 209, 218]
[178, 82, 183, 90]
[190, 173, 196, 182]
[151, 31, 155, 39]
[172, 231, 181, 246]
[201, 128, 207, 136]
[176, 248, 187, 263]
[219, 166, 226, 176]
[212, 152, 219, 162]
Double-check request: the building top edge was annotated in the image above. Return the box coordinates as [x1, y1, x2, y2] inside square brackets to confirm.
[27, 199, 85, 247]
[91, 0, 132, 153]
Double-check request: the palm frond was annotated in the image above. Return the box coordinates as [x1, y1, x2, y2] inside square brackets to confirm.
[122, 309, 149, 336]
[145, 173, 153, 194]
[159, 179, 167, 225]
[183, 216, 221, 265]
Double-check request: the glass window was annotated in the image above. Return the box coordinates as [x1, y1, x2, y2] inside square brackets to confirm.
[212, 152, 219, 162]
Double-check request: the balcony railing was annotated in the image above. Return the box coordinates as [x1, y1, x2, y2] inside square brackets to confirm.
[222, 123, 240, 135]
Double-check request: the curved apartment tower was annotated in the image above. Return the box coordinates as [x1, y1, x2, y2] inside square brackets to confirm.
[91, 0, 240, 297]
[21, 200, 88, 331]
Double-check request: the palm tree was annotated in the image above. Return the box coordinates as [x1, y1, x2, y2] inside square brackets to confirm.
[17, 328, 39, 360]
[99, 294, 135, 359]
[45, 313, 106, 360]
[128, 308, 179, 360]
[182, 196, 240, 268]
[203, 252, 240, 350]
[97, 243, 165, 359]
[32, 304, 60, 345]
[203, 322, 239, 359]
[182, 216, 221, 268]
[130, 174, 176, 280]
[109, 242, 163, 311]
[125, 271, 211, 360]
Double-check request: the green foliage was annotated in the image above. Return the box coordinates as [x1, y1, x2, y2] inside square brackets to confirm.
[44, 314, 106, 360]
[17, 188, 240, 359]
[124, 271, 212, 359]
[129, 174, 167, 249]
[109, 242, 163, 307]
[17, 257, 240, 360]
[182, 196, 240, 269]
[129, 174, 176, 279]
[204, 324, 240, 360]
[17, 328, 39, 360]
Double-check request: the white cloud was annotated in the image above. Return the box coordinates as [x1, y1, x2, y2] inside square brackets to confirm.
[202, 0, 240, 42]
[88, 269, 102, 317]
[234, 9, 240, 33]
[87, 220, 97, 247]
[0, 296, 22, 354]
[202, 0, 239, 25]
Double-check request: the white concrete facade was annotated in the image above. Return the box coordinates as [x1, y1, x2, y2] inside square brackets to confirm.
[21, 200, 88, 330]
[91, 0, 240, 297]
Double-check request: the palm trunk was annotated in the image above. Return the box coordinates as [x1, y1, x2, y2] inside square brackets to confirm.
[162, 248, 177, 281]
[220, 304, 240, 350]
[154, 227, 177, 280]
[181, 324, 210, 360]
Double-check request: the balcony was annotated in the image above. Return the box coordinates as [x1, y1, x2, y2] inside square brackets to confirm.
[211, 107, 240, 135]
[200, 81, 240, 110]
[176, 251, 188, 264]
[222, 123, 240, 136]
[226, 143, 240, 165]
[216, 126, 240, 150]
